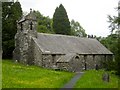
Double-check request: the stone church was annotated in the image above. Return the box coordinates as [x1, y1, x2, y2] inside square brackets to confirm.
[13, 10, 113, 72]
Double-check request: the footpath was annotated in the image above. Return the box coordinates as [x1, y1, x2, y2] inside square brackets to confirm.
[60, 72, 84, 89]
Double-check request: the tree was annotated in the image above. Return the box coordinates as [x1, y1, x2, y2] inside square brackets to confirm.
[53, 4, 71, 35]
[100, 34, 118, 71]
[33, 10, 54, 33]
[70, 19, 87, 37]
[103, 1, 120, 76]
[2, 1, 22, 59]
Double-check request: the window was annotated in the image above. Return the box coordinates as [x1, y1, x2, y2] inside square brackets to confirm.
[30, 22, 33, 30]
[52, 54, 56, 63]
[84, 55, 87, 60]
[75, 56, 79, 59]
[93, 55, 95, 61]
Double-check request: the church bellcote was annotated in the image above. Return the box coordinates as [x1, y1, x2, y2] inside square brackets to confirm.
[17, 8, 37, 38]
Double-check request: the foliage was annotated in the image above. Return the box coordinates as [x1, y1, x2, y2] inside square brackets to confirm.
[100, 34, 118, 54]
[33, 10, 54, 34]
[2, 60, 74, 88]
[53, 4, 71, 35]
[107, 15, 120, 32]
[100, 34, 119, 73]
[101, 1, 120, 76]
[2, 1, 22, 59]
[70, 19, 87, 37]
[74, 70, 119, 88]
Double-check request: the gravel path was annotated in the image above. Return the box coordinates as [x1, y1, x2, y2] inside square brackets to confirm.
[60, 72, 84, 89]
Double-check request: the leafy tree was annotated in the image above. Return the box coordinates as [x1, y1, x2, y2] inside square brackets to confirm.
[108, 2, 120, 76]
[101, 1, 120, 76]
[53, 4, 71, 35]
[100, 34, 118, 71]
[33, 10, 54, 33]
[2, 1, 22, 59]
[70, 19, 87, 37]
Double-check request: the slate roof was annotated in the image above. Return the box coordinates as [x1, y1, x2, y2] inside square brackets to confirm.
[57, 53, 78, 62]
[33, 33, 113, 55]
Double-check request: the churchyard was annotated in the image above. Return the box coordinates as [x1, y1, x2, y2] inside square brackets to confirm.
[2, 60, 119, 88]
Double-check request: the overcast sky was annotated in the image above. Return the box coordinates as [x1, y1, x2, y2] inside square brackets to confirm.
[19, 0, 118, 37]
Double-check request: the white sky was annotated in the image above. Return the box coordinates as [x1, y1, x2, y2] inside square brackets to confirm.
[19, 0, 118, 37]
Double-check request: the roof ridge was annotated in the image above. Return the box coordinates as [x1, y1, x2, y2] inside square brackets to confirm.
[37, 33, 89, 39]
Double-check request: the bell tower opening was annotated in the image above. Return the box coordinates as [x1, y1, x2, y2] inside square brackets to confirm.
[30, 22, 33, 30]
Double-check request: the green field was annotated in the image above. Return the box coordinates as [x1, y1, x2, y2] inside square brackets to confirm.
[2, 60, 119, 88]
[75, 70, 119, 88]
[2, 60, 74, 88]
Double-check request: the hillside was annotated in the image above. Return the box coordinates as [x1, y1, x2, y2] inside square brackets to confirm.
[2, 60, 74, 88]
[75, 70, 119, 88]
[2, 60, 119, 88]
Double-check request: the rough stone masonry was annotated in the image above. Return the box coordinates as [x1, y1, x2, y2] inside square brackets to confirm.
[13, 9, 113, 72]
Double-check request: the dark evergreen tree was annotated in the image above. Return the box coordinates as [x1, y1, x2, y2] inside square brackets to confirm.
[2, 1, 22, 59]
[53, 4, 71, 35]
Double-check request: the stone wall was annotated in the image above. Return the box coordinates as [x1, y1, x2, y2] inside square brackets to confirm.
[42, 54, 52, 68]
[13, 30, 31, 64]
[57, 55, 84, 72]
[86, 55, 94, 70]
[94, 55, 105, 69]
[57, 62, 71, 71]
[85, 54, 111, 70]
[42, 54, 63, 69]
[72, 55, 84, 72]
[56, 54, 112, 72]
[13, 12, 37, 65]
[32, 38, 43, 66]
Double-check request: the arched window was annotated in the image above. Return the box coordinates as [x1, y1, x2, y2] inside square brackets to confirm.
[75, 56, 79, 59]
[30, 22, 33, 30]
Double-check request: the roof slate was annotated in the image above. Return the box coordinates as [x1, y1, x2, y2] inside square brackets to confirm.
[33, 33, 113, 55]
[57, 53, 77, 62]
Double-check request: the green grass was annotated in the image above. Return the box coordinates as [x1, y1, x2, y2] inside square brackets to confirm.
[0, 60, 2, 89]
[74, 70, 119, 88]
[2, 60, 74, 88]
[2, 60, 119, 88]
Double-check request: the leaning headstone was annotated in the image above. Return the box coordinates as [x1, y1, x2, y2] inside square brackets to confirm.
[102, 72, 110, 82]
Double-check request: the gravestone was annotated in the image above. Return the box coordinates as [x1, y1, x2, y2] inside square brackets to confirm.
[102, 72, 110, 82]
[95, 64, 99, 70]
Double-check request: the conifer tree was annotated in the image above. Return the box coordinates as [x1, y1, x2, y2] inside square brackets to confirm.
[53, 4, 71, 35]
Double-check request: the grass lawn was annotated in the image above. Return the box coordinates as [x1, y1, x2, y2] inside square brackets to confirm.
[2, 60, 74, 88]
[2, 60, 119, 88]
[0, 60, 2, 89]
[74, 70, 119, 88]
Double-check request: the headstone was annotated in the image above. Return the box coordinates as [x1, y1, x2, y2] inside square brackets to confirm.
[95, 64, 99, 70]
[102, 72, 110, 82]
